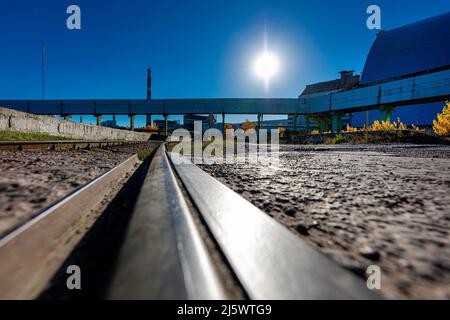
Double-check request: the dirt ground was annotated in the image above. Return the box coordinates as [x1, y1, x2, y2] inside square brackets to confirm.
[200, 144, 450, 299]
[0, 143, 158, 238]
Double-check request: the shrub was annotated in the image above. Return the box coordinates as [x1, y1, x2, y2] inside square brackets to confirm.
[325, 133, 346, 144]
[433, 101, 450, 135]
[344, 124, 360, 132]
[334, 134, 345, 143]
[241, 119, 255, 131]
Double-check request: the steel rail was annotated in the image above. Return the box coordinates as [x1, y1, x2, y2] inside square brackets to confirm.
[0, 154, 141, 299]
[107, 144, 228, 300]
[0, 140, 145, 151]
[168, 152, 379, 300]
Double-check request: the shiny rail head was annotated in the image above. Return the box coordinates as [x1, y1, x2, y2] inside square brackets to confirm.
[107, 144, 229, 300]
[168, 152, 380, 300]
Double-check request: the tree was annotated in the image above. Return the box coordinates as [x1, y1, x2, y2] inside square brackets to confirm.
[144, 125, 159, 132]
[241, 119, 255, 131]
[224, 123, 233, 130]
[433, 101, 450, 135]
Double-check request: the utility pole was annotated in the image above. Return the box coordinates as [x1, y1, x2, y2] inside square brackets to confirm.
[41, 44, 45, 100]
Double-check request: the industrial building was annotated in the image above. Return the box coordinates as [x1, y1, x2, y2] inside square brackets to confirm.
[153, 119, 179, 131]
[288, 71, 359, 131]
[290, 12, 450, 132]
[1, 14, 449, 134]
[101, 115, 118, 128]
[183, 114, 216, 132]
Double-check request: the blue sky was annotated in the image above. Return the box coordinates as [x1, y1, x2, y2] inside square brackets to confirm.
[0, 0, 449, 127]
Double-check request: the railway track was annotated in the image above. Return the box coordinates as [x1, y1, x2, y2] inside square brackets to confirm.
[0, 140, 147, 151]
[0, 143, 379, 300]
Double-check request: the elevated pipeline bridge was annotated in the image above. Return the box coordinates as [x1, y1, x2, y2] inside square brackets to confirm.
[1, 67, 449, 132]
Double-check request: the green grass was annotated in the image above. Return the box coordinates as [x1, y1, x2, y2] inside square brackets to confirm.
[137, 148, 153, 161]
[325, 134, 346, 145]
[0, 130, 71, 141]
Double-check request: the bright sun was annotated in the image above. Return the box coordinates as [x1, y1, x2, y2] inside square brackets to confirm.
[254, 50, 279, 85]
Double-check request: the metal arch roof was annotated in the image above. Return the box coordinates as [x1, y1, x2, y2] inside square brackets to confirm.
[360, 12, 450, 84]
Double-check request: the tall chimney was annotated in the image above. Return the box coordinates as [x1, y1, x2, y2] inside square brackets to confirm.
[147, 68, 152, 100]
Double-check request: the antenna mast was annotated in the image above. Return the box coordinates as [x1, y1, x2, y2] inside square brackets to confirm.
[41, 44, 45, 100]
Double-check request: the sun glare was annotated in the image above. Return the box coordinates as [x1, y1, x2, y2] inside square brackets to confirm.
[254, 50, 279, 87]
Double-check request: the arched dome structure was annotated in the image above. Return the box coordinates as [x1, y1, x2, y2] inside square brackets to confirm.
[360, 12, 450, 84]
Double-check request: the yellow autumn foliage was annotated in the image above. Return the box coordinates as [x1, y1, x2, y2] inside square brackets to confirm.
[143, 125, 159, 132]
[241, 119, 255, 131]
[433, 101, 450, 135]
[343, 118, 408, 132]
[344, 124, 359, 132]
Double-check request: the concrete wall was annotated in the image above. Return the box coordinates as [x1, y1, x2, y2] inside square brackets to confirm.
[0, 108, 150, 141]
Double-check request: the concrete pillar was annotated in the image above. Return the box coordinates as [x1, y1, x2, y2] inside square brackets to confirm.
[257, 114, 262, 144]
[317, 117, 328, 133]
[80, 116, 83, 123]
[379, 106, 394, 123]
[380, 109, 388, 122]
[222, 113, 225, 134]
[96, 115, 102, 126]
[331, 113, 342, 132]
[146, 114, 152, 127]
[164, 114, 168, 136]
[130, 115, 135, 131]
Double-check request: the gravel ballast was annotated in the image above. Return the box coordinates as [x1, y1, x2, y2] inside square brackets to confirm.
[0, 143, 159, 238]
[200, 144, 450, 299]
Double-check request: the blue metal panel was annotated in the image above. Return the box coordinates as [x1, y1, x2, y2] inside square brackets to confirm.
[380, 69, 450, 104]
[0, 69, 448, 117]
[29, 101, 61, 114]
[303, 95, 330, 113]
[129, 100, 152, 115]
[413, 69, 450, 99]
[331, 86, 379, 111]
[163, 99, 223, 114]
[380, 78, 415, 105]
[327, 69, 450, 113]
[0, 100, 28, 112]
[95, 100, 130, 115]
[361, 12, 450, 84]
[62, 100, 95, 115]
